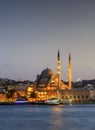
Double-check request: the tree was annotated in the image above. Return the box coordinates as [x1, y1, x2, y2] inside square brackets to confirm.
[6, 89, 17, 99]
[30, 92, 36, 98]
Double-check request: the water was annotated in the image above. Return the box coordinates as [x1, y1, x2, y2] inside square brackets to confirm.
[0, 104, 95, 130]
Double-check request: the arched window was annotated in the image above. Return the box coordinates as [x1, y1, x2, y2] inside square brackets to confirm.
[86, 95, 88, 99]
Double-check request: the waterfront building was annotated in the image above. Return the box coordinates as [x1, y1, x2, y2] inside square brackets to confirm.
[61, 89, 95, 103]
[27, 50, 72, 101]
[8, 85, 27, 96]
[26, 50, 95, 103]
[0, 88, 7, 102]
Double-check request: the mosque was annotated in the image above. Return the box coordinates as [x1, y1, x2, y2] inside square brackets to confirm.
[27, 50, 95, 103]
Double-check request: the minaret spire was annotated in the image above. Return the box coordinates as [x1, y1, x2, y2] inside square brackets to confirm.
[57, 49, 61, 88]
[68, 53, 72, 90]
[58, 49, 60, 61]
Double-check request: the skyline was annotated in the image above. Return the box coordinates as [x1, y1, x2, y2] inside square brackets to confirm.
[0, 0, 95, 81]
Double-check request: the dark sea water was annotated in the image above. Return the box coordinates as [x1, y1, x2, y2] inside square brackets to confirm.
[0, 104, 95, 130]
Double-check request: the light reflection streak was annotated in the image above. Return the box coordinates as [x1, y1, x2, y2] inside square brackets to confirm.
[49, 106, 64, 129]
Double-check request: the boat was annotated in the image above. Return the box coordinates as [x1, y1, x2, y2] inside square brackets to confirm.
[45, 97, 60, 105]
[14, 97, 28, 104]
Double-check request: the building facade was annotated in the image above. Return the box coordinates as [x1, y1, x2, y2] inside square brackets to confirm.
[27, 50, 95, 103]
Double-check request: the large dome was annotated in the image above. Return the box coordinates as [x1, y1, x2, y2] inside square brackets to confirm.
[41, 68, 54, 76]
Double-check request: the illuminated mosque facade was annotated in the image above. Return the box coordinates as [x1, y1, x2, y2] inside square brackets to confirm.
[27, 50, 95, 103]
[35, 50, 73, 101]
[27, 50, 72, 101]
[36, 50, 72, 90]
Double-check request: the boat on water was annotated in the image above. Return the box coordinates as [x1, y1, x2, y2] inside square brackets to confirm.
[14, 97, 28, 104]
[45, 97, 60, 105]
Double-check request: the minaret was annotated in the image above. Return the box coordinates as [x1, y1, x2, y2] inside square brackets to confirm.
[68, 53, 72, 90]
[57, 50, 61, 89]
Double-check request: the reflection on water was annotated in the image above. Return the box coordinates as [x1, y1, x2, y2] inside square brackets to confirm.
[0, 104, 95, 130]
[50, 106, 64, 129]
[51, 105, 63, 113]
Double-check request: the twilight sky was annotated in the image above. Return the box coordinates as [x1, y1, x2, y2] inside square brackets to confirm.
[0, 0, 95, 81]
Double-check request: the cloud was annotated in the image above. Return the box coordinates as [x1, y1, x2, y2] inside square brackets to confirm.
[0, 64, 12, 68]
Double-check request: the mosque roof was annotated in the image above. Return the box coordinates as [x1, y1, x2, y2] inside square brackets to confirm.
[41, 68, 54, 76]
[37, 68, 54, 85]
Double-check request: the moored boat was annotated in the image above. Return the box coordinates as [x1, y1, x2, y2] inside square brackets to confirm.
[14, 97, 28, 104]
[45, 97, 60, 105]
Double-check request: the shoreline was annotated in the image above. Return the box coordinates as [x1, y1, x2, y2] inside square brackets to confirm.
[0, 101, 95, 105]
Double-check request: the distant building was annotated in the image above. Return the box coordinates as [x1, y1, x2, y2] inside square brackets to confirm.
[8, 84, 28, 97]
[0, 87, 7, 102]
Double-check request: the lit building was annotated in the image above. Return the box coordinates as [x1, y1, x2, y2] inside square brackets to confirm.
[30, 50, 71, 101]
[27, 50, 95, 103]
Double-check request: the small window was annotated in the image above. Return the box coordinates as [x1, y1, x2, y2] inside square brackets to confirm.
[78, 96, 80, 99]
[82, 96, 84, 99]
[86, 95, 88, 99]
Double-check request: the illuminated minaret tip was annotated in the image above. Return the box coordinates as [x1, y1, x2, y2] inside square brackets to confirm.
[68, 53, 72, 90]
[57, 49, 61, 88]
